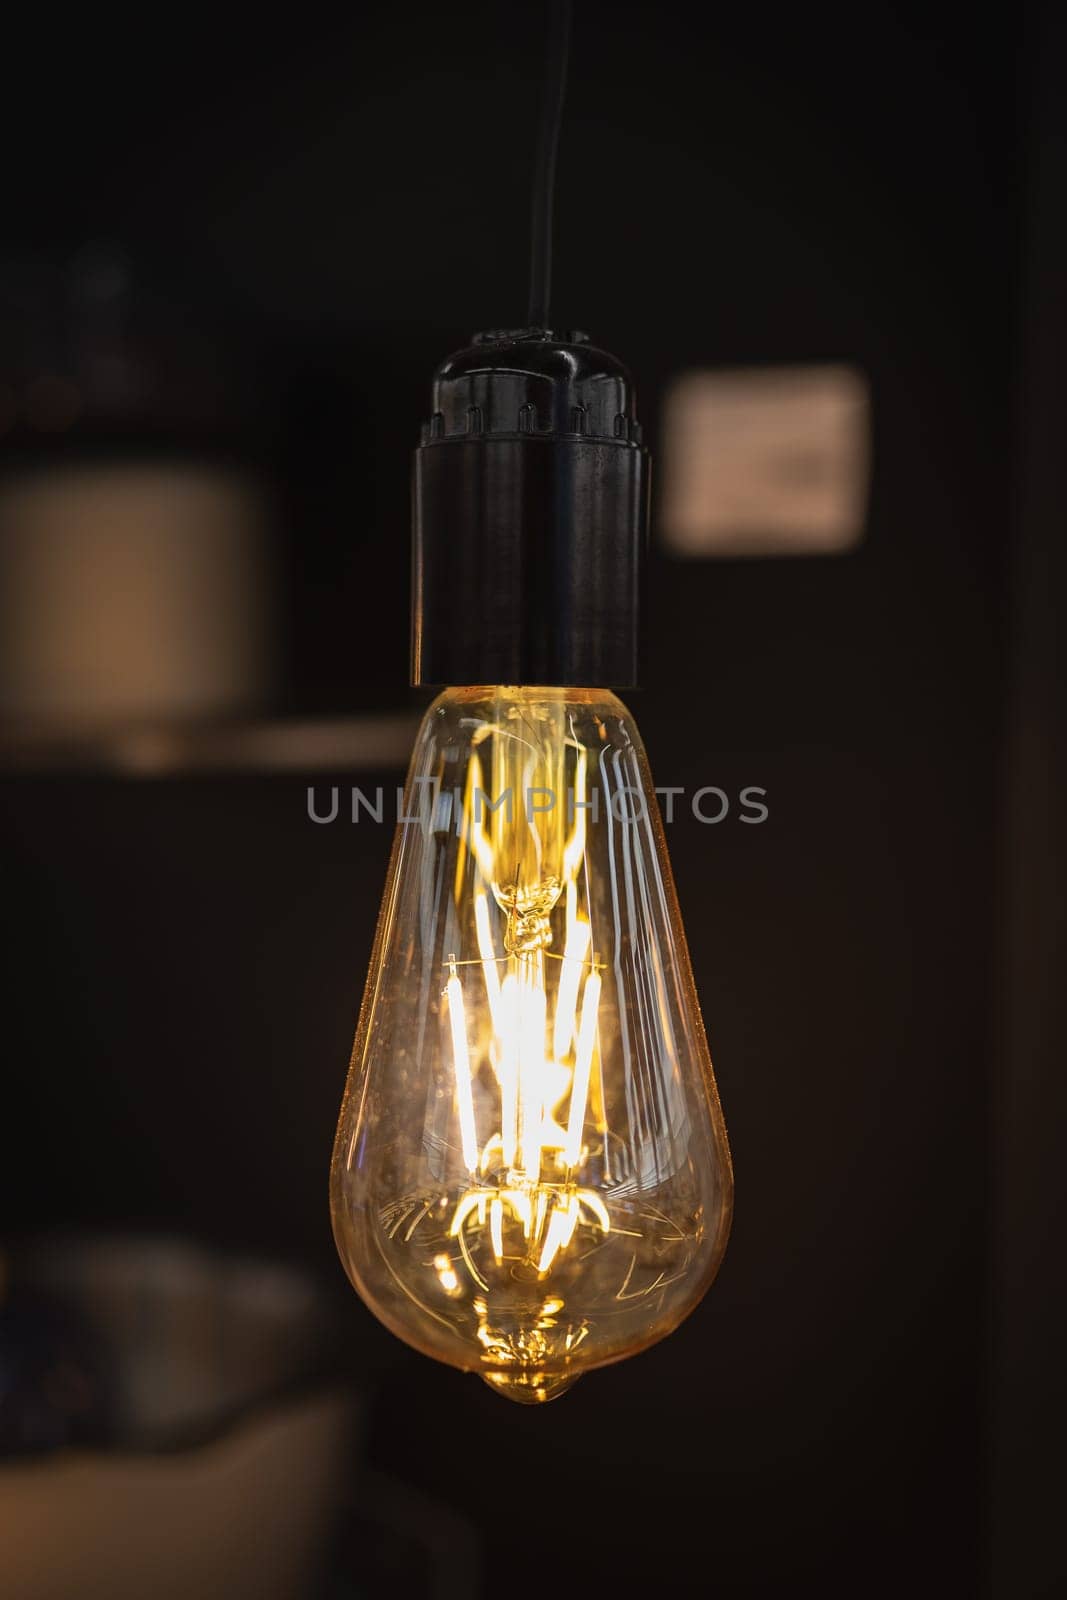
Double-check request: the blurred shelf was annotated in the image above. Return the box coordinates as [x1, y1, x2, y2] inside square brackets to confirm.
[0, 714, 420, 776]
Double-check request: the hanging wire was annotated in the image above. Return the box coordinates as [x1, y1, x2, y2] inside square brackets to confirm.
[527, 0, 573, 330]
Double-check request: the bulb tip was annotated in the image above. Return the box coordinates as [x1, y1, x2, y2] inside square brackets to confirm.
[481, 1370, 578, 1405]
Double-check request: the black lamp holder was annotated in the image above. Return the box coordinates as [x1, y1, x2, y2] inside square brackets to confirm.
[409, 3, 647, 690]
[411, 326, 649, 689]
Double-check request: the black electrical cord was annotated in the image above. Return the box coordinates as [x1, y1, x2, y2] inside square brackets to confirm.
[527, 0, 573, 330]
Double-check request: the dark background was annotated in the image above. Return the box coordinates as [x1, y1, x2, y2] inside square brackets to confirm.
[2, 2, 1062, 1595]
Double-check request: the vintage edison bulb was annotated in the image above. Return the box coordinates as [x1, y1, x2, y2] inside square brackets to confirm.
[331, 686, 732, 1402]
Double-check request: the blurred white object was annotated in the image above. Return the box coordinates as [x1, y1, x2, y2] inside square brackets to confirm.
[660, 365, 870, 556]
[0, 1392, 352, 1600]
[0, 463, 274, 727]
[0, 1237, 356, 1600]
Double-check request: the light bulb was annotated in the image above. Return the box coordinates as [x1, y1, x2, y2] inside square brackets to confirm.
[331, 684, 733, 1403]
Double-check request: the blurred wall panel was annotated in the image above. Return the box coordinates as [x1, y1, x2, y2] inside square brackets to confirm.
[660, 365, 870, 556]
[0, 465, 274, 731]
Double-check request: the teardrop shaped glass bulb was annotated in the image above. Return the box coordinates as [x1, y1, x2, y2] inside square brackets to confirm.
[331, 687, 732, 1402]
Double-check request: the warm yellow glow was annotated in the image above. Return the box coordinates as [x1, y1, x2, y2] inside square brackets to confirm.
[474, 890, 503, 1033]
[553, 913, 590, 1062]
[433, 1253, 460, 1294]
[447, 716, 609, 1279]
[564, 969, 601, 1165]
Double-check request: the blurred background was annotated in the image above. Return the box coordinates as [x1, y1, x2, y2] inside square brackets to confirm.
[1, 2, 1062, 1595]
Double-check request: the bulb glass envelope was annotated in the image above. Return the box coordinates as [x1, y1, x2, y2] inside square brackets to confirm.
[331, 686, 732, 1403]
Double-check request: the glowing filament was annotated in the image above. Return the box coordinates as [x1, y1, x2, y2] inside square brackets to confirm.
[553, 912, 591, 1061]
[474, 889, 502, 1034]
[538, 1203, 572, 1272]
[517, 972, 548, 1176]
[498, 974, 519, 1166]
[446, 720, 610, 1284]
[565, 970, 601, 1166]
[489, 1197, 504, 1262]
